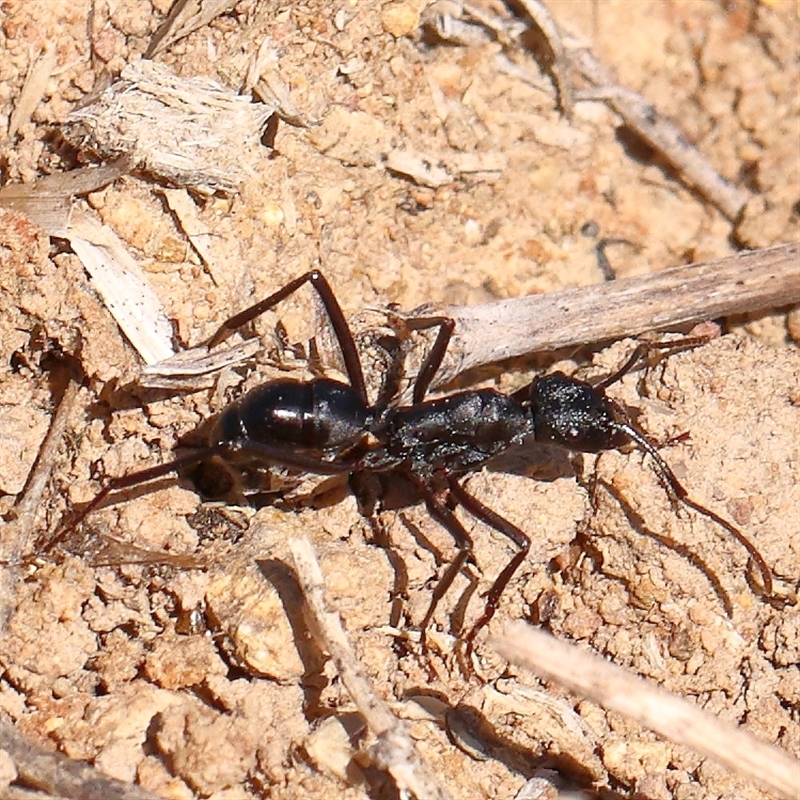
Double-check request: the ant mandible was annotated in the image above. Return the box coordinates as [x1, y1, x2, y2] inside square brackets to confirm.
[45, 270, 775, 651]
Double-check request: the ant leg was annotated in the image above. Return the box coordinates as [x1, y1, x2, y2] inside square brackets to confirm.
[41, 450, 220, 555]
[596, 335, 712, 390]
[206, 270, 367, 402]
[413, 480, 476, 636]
[588, 336, 777, 597]
[45, 439, 355, 557]
[404, 315, 456, 403]
[448, 479, 530, 648]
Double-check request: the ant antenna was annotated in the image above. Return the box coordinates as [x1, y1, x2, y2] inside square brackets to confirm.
[608, 418, 774, 598]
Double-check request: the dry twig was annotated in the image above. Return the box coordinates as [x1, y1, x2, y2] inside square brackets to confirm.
[288, 537, 454, 800]
[425, 0, 751, 221]
[512, 0, 574, 117]
[62, 60, 273, 194]
[7, 42, 58, 137]
[0, 159, 175, 366]
[67, 208, 176, 365]
[567, 44, 750, 221]
[0, 158, 130, 237]
[492, 623, 800, 799]
[145, 0, 238, 59]
[141, 243, 799, 393]
[414, 242, 799, 387]
[4, 379, 80, 562]
[0, 715, 163, 800]
[519, 0, 750, 219]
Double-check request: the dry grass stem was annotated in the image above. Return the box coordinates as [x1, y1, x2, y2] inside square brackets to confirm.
[492, 623, 800, 799]
[289, 537, 454, 800]
[0, 714, 164, 800]
[7, 42, 57, 137]
[4, 379, 80, 562]
[145, 0, 238, 58]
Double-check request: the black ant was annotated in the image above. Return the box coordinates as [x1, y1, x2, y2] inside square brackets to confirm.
[43, 271, 775, 653]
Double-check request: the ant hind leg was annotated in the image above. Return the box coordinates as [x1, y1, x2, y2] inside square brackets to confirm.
[206, 270, 368, 402]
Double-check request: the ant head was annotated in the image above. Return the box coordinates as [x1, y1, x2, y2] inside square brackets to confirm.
[527, 372, 630, 454]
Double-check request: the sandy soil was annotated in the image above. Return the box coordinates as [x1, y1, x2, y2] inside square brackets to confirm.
[0, 1, 798, 799]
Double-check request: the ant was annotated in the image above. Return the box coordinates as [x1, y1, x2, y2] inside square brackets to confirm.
[43, 271, 775, 654]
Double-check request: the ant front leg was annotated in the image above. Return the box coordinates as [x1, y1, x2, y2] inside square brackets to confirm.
[595, 334, 714, 390]
[591, 335, 777, 594]
[205, 270, 367, 403]
[528, 344, 776, 600]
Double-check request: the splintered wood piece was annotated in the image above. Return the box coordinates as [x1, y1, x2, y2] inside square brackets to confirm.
[62, 60, 274, 195]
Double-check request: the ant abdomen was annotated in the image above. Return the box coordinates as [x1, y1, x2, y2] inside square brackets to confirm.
[213, 378, 371, 453]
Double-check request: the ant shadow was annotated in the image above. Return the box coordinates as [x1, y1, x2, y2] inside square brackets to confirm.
[360, 430, 754, 637]
[56, 402, 746, 635]
[344, 440, 577, 639]
[589, 478, 737, 618]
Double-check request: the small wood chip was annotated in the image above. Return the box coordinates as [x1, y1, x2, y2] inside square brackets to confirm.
[8, 42, 58, 137]
[63, 60, 274, 194]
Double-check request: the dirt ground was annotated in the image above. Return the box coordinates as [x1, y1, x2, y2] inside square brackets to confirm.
[0, 1, 798, 799]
